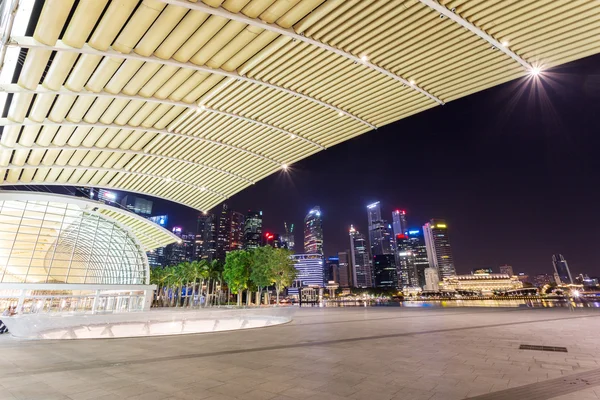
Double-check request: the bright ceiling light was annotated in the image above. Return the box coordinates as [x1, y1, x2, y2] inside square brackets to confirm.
[165, 177, 172, 182]
[530, 67, 541, 76]
[281, 164, 288, 170]
[198, 104, 206, 111]
[409, 80, 415, 85]
[360, 54, 369, 62]
[338, 111, 344, 116]
[501, 41, 509, 47]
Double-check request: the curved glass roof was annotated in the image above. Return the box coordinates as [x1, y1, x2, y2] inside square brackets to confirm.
[0, 192, 178, 284]
[0, 0, 598, 211]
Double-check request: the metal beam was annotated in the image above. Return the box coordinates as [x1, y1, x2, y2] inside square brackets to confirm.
[0, 163, 227, 199]
[0, 117, 281, 166]
[0, 142, 253, 184]
[418, 0, 533, 71]
[9, 36, 376, 130]
[157, 0, 444, 105]
[0, 83, 325, 149]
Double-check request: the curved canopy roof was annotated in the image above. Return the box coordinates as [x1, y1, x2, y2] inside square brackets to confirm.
[0, 0, 598, 211]
[0, 190, 179, 251]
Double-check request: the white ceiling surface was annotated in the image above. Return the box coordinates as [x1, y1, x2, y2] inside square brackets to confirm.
[0, 0, 597, 211]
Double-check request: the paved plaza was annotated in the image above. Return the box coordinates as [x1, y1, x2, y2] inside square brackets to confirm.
[2, 307, 600, 400]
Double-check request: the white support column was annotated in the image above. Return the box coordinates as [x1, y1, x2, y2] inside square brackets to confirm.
[91, 290, 100, 314]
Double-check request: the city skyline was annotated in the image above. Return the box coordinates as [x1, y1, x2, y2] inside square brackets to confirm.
[5, 55, 600, 277]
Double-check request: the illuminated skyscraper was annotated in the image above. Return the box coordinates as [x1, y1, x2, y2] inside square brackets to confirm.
[552, 254, 573, 284]
[392, 209, 408, 237]
[281, 222, 295, 251]
[196, 213, 216, 262]
[373, 254, 398, 288]
[395, 234, 419, 288]
[288, 254, 325, 295]
[304, 206, 323, 255]
[349, 225, 372, 288]
[337, 251, 352, 288]
[243, 211, 263, 250]
[423, 219, 456, 279]
[215, 204, 231, 262]
[121, 195, 153, 216]
[407, 229, 430, 288]
[229, 211, 245, 251]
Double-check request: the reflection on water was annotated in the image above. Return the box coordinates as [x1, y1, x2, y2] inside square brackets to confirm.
[323, 299, 600, 308]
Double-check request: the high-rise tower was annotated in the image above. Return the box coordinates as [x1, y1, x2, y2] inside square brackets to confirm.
[392, 209, 408, 237]
[281, 222, 295, 251]
[349, 225, 372, 288]
[243, 211, 263, 250]
[552, 254, 573, 284]
[304, 207, 323, 255]
[423, 219, 456, 279]
[215, 204, 231, 262]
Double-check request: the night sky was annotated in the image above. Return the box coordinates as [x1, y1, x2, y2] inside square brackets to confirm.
[10, 54, 600, 277]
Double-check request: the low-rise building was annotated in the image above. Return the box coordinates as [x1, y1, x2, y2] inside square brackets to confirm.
[441, 273, 523, 294]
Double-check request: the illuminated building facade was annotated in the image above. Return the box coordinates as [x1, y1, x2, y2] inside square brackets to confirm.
[533, 274, 554, 287]
[280, 222, 295, 252]
[243, 211, 263, 250]
[121, 195, 153, 217]
[395, 234, 419, 288]
[216, 204, 231, 262]
[337, 251, 352, 288]
[392, 209, 408, 238]
[196, 213, 216, 262]
[552, 254, 573, 284]
[229, 211, 245, 251]
[367, 202, 392, 256]
[407, 229, 429, 288]
[288, 254, 325, 295]
[423, 219, 456, 279]
[349, 225, 372, 288]
[304, 207, 323, 255]
[424, 268, 440, 292]
[441, 273, 523, 294]
[373, 254, 398, 288]
[0, 192, 177, 314]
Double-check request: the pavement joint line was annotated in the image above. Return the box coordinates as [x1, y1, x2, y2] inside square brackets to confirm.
[1, 311, 599, 378]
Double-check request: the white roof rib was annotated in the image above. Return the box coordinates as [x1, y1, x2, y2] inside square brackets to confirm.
[0, 0, 597, 211]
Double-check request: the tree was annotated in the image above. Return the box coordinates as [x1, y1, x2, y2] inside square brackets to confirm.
[223, 250, 251, 307]
[250, 246, 276, 305]
[270, 248, 297, 305]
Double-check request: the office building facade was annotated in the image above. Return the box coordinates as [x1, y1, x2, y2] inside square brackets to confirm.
[288, 254, 325, 295]
[423, 219, 456, 280]
[196, 213, 216, 262]
[243, 210, 263, 250]
[396, 234, 419, 288]
[121, 195, 153, 216]
[373, 254, 398, 288]
[349, 225, 373, 288]
[552, 254, 573, 284]
[337, 251, 352, 288]
[229, 211, 245, 251]
[407, 229, 429, 288]
[367, 202, 393, 256]
[424, 267, 440, 292]
[281, 222, 295, 252]
[392, 209, 408, 238]
[304, 207, 323, 255]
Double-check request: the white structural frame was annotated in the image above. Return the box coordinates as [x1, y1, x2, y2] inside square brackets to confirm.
[0, 163, 226, 199]
[8, 37, 377, 130]
[0, 118, 282, 166]
[158, 0, 445, 106]
[0, 141, 254, 184]
[0, 190, 179, 251]
[0, 84, 325, 150]
[418, 0, 533, 71]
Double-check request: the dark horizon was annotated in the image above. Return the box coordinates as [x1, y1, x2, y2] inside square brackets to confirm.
[9, 54, 600, 278]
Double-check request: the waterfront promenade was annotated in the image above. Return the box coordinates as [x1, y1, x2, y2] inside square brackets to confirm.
[1, 307, 600, 399]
